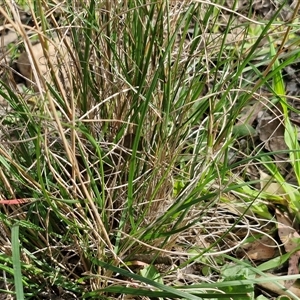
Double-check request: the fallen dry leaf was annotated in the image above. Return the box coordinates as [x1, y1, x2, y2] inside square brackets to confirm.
[259, 170, 286, 196]
[256, 273, 300, 297]
[287, 254, 300, 289]
[16, 36, 72, 93]
[256, 103, 289, 170]
[257, 111, 285, 147]
[238, 235, 276, 260]
[276, 208, 300, 289]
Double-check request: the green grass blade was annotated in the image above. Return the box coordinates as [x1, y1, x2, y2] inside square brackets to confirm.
[12, 223, 24, 300]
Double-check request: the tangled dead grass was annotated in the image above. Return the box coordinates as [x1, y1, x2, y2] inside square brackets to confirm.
[0, 0, 299, 299]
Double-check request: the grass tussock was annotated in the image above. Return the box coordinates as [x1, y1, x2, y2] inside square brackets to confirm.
[1, 0, 300, 299]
